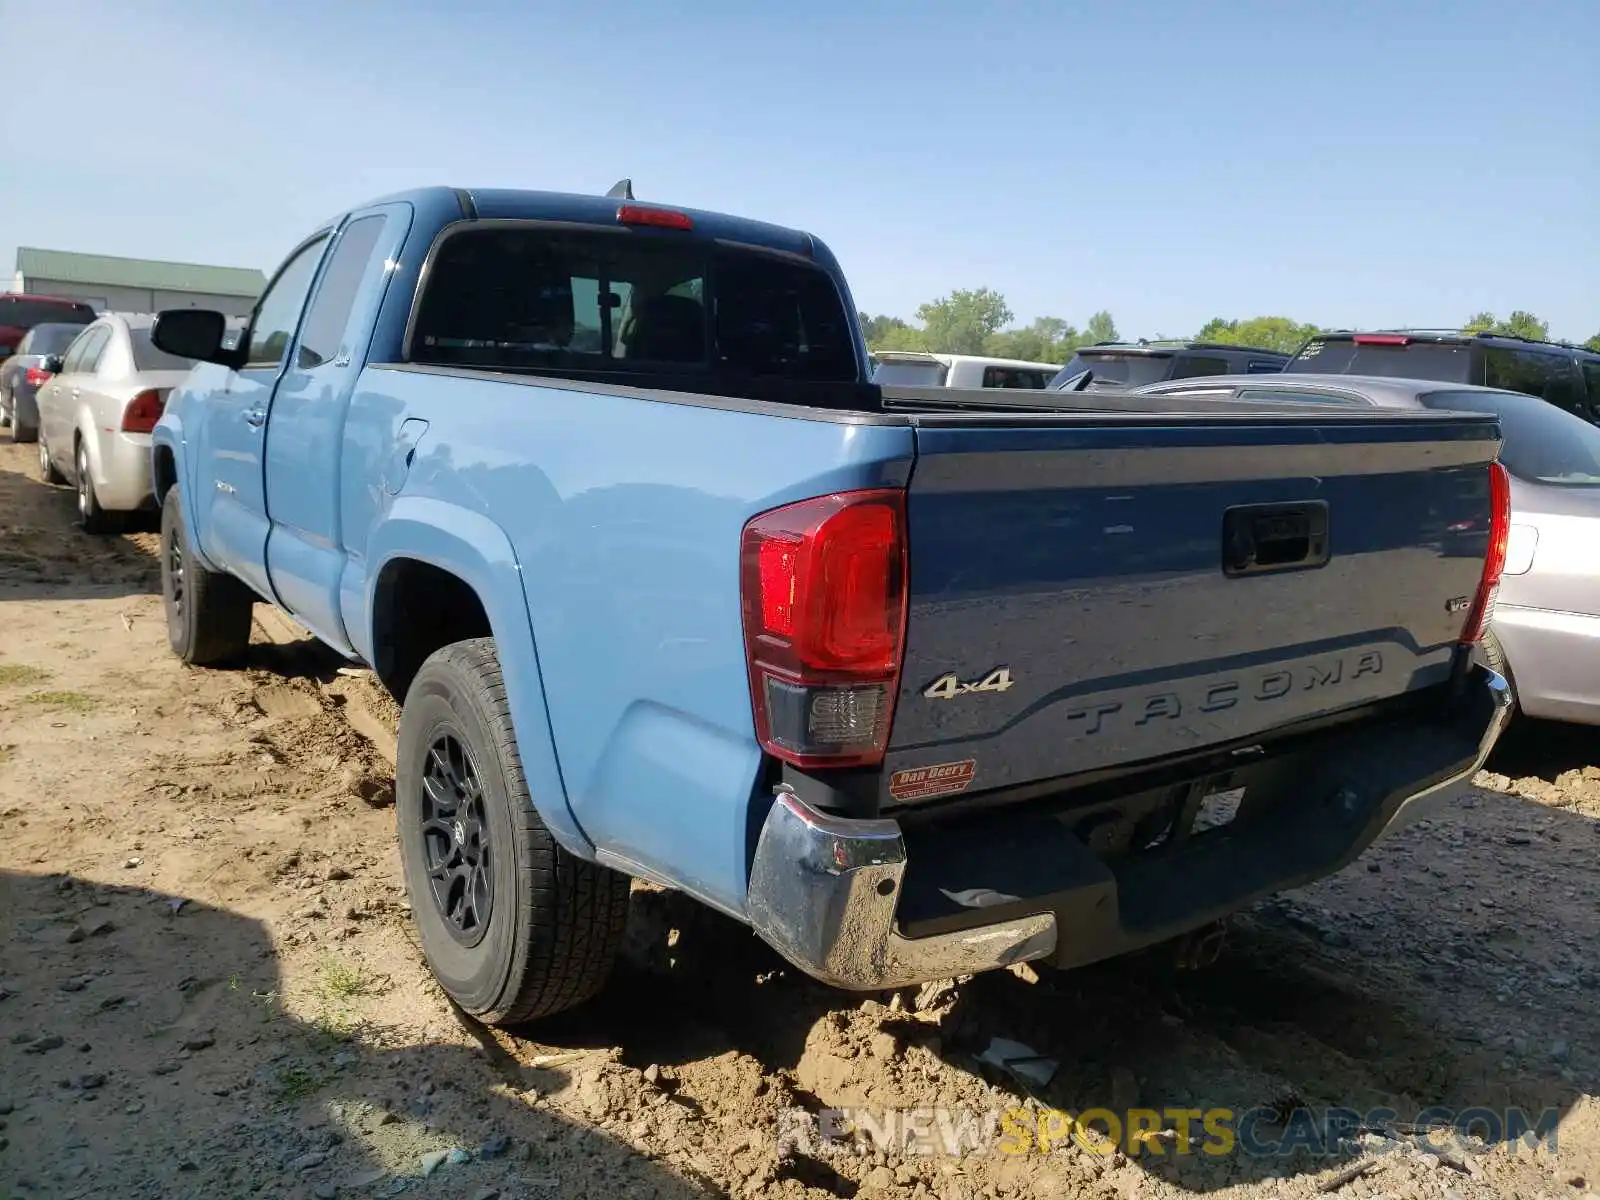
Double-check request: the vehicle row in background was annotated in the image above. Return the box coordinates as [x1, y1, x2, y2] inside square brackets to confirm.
[871, 351, 1060, 389]
[1137, 372, 1600, 729]
[0, 321, 90, 442]
[1047, 339, 1292, 392]
[0, 296, 98, 440]
[1285, 329, 1600, 426]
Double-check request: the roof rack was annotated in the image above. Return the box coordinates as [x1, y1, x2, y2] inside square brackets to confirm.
[1185, 340, 1292, 357]
[1088, 338, 1290, 357]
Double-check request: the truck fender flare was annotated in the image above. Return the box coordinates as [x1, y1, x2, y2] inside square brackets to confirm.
[151, 423, 224, 574]
[364, 497, 595, 860]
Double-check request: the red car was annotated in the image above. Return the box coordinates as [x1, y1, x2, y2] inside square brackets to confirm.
[0, 294, 97, 359]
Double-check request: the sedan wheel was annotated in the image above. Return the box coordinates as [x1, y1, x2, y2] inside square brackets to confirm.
[38, 435, 65, 484]
[75, 441, 117, 534]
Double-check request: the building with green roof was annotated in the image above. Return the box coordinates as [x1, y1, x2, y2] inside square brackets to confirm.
[10, 247, 266, 318]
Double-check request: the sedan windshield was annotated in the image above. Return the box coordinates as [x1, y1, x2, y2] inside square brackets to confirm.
[1422, 390, 1600, 486]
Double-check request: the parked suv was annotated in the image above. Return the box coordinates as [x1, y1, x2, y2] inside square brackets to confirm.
[1046, 340, 1290, 392]
[1285, 330, 1600, 425]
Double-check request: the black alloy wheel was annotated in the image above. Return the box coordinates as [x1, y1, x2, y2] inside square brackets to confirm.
[419, 731, 494, 945]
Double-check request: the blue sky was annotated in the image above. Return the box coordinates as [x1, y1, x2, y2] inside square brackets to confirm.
[5, 0, 1597, 341]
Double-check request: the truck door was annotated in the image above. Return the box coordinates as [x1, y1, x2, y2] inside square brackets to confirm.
[262, 203, 413, 653]
[196, 234, 331, 600]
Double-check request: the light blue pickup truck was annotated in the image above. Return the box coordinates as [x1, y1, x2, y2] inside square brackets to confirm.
[149, 184, 1513, 1025]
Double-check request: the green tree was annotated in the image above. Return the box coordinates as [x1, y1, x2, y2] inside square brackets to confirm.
[1584, 331, 1600, 352]
[874, 323, 930, 353]
[916, 288, 1014, 355]
[984, 316, 1081, 364]
[1194, 316, 1322, 355]
[1084, 310, 1119, 345]
[860, 313, 910, 345]
[859, 313, 930, 353]
[1464, 311, 1551, 340]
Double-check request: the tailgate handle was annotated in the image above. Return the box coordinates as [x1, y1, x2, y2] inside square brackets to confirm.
[1222, 501, 1329, 577]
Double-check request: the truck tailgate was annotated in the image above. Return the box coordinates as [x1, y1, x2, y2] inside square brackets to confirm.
[882, 411, 1501, 805]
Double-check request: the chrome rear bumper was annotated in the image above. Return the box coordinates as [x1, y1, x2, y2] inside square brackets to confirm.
[745, 666, 1511, 992]
[745, 791, 1057, 990]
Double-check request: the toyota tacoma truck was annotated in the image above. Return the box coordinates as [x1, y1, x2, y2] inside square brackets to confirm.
[148, 184, 1513, 1025]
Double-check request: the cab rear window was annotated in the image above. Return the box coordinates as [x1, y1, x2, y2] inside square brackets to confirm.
[1289, 338, 1476, 382]
[407, 226, 858, 383]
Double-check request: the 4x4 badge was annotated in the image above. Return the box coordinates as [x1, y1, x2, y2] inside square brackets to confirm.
[924, 667, 1015, 700]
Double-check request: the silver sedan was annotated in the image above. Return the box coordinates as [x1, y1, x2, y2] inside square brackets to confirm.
[34, 313, 198, 533]
[1136, 373, 1600, 727]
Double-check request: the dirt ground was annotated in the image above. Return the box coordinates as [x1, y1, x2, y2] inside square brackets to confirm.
[2, 437, 1599, 1200]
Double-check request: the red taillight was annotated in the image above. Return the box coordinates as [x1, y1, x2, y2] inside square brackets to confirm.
[1351, 334, 1412, 346]
[1459, 461, 1511, 645]
[24, 366, 53, 387]
[120, 389, 165, 434]
[617, 204, 694, 231]
[740, 489, 908, 768]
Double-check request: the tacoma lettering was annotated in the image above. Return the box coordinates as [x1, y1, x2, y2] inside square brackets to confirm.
[1063, 651, 1385, 735]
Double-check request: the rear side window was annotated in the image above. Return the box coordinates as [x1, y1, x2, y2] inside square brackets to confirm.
[1171, 355, 1229, 380]
[60, 328, 97, 374]
[297, 215, 389, 369]
[1423, 390, 1600, 486]
[1483, 347, 1588, 418]
[408, 226, 858, 383]
[67, 326, 111, 375]
[981, 366, 1050, 388]
[1290, 338, 1476, 382]
[1581, 360, 1600, 417]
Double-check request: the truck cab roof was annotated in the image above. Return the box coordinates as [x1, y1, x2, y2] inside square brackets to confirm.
[349, 186, 822, 263]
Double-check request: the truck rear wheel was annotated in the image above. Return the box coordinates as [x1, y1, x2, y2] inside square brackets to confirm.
[397, 637, 630, 1025]
[160, 485, 254, 666]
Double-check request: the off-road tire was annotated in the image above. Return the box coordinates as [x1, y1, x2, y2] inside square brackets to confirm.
[397, 637, 631, 1025]
[160, 484, 254, 665]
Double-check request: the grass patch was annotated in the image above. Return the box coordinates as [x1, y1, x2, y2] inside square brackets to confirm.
[20, 690, 99, 713]
[275, 1065, 328, 1103]
[0, 663, 52, 687]
[316, 954, 387, 1001]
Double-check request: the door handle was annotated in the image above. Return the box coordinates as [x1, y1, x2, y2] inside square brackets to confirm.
[244, 407, 267, 428]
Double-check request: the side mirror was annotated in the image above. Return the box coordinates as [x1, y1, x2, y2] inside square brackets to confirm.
[151, 309, 240, 368]
[42, 354, 64, 373]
